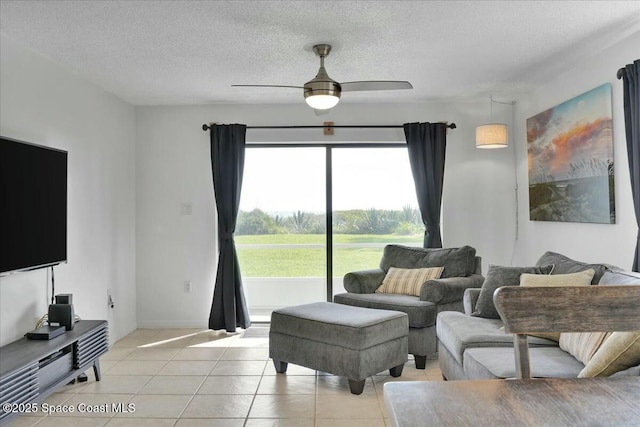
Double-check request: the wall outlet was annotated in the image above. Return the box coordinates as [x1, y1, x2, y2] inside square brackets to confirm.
[107, 289, 114, 309]
[184, 281, 192, 293]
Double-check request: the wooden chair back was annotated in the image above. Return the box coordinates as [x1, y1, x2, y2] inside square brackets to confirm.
[493, 285, 640, 379]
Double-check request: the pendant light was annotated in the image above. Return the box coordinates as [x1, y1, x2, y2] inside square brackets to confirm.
[476, 96, 508, 149]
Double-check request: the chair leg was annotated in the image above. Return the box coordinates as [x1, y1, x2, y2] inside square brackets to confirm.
[348, 379, 365, 395]
[272, 359, 288, 373]
[389, 363, 404, 377]
[413, 354, 427, 369]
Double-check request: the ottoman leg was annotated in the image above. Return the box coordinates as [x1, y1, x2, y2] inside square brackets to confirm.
[389, 363, 404, 377]
[414, 354, 427, 369]
[348, 379, 366, 395]
[273, 359, 288, 373]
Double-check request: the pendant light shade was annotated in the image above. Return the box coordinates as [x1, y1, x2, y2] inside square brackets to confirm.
[476, 123, 508, 149]
[476, 95, 509, 148]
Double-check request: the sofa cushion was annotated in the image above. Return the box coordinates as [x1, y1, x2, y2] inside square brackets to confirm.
[611, 365, 640, 377]
[599, 269, 640, 285]
[380, 245, 476, 278]
[579, 331, 640, 378]
[472, 264, 554, 319]
[333, 292, 436, 328]
[463, 347, 585, 379]
[376, 266, 444, 296]
[536, 251, 606, 284]
[436, 311, 556, 365]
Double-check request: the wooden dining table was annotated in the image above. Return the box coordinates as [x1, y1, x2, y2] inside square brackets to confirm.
[384, 377, 640, 426]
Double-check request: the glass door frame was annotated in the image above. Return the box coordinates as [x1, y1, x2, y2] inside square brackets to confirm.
[245, 142, 411, 301]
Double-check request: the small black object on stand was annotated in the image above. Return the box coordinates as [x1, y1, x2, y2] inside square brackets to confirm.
[25, 325, 65, 340]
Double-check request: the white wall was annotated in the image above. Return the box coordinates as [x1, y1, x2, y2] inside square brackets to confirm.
[513, 30, 640, 269]
[443, 100, 519, 268]
[134, 101, 515, 327]
[0, 36, 137, 346]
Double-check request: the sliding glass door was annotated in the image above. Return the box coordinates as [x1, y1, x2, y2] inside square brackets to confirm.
[236, 148, 326, 321]
[237, 144, 420, 320]
[331, 148, 422, 295]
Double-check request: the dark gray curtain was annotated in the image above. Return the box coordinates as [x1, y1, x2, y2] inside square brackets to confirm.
[620, 60, 640, 272]
[208, 124, 251, 331]
[403, 122, 448, 248]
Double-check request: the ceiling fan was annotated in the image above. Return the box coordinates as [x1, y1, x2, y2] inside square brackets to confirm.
[232, 44, 413, 111]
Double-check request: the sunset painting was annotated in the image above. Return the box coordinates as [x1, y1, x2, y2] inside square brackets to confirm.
[527, 84, 615, 223]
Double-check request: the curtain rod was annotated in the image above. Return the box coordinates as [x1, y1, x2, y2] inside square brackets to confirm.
[201, 122, 456, 131]
[617, 67, 624, 79]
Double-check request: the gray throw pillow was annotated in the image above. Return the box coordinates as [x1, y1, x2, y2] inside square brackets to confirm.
[380, 245, 476, 278]
[536, 251, 606, 285]
[472, 264, 554, 319]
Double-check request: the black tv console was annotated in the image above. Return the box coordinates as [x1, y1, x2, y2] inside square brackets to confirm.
[0, 320, 108, 424]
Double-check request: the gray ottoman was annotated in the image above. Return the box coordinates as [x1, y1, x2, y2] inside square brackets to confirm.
[269, 302, 409, 394]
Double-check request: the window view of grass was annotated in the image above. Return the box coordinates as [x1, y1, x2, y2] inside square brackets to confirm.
[237, 235, 422, 277]
[236, 207, 423, 277]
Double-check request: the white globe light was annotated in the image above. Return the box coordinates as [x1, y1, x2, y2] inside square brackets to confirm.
[305, 94, 340, 110]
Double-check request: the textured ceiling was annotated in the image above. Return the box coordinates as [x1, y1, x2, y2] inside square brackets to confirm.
[1, 1, 639, 106]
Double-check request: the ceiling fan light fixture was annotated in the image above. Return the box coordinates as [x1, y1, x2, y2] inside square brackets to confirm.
[305, 93, 340, 109]
[304, 62, 341, 110]
[231, 43, 413, 110]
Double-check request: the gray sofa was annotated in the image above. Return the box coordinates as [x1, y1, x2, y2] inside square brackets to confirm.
[334, 245, 484, 368]
[437, 251, 640, 380]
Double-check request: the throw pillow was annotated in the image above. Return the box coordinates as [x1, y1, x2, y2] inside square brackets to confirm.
[517, 269, 595, 341]
[472, 264, 554, 319]
[380, 245, 476, 278]
[520, 269, 595, 287]
[536, 251, 606, 285]
[559, 332, 611, 365]
[375, 266, 444, 297]
[579, 331, 640, 377]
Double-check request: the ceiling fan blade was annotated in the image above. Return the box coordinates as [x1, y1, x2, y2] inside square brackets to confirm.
[340, 81, 413, 92]
[231, 84, 303, 89]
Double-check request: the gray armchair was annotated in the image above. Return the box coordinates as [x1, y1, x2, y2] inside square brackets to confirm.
[333, 245, 484, 368]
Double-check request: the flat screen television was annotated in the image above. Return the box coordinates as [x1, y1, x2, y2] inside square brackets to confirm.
[0, 136, 68, 275]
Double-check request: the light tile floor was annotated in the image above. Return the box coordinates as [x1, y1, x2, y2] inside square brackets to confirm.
[5, 327, 442, 426]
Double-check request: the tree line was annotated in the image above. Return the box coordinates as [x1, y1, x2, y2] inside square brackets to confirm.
[236, 206, 423, 235]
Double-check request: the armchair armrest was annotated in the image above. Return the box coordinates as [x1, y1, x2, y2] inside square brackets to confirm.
[420, 274, 485, 305]
[463, 288, 482, 315]
[343, 269, 386, 294]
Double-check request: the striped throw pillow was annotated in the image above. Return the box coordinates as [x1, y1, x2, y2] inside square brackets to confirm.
[579, 331, 640, 377]
[375, 266, 444, 297]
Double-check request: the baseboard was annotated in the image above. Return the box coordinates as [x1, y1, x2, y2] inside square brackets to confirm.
[136, 320, 209, 329]
[136, 318, 270, 329]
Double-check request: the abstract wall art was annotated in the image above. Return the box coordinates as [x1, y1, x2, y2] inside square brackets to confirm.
[527, 83, 615, 224]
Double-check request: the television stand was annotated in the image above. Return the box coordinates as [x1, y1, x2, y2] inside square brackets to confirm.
[0, 320, 108, 424]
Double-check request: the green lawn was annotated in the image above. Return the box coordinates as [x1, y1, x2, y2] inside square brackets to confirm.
[235, 233, 422, 244]
[236, 233, 422, 277]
